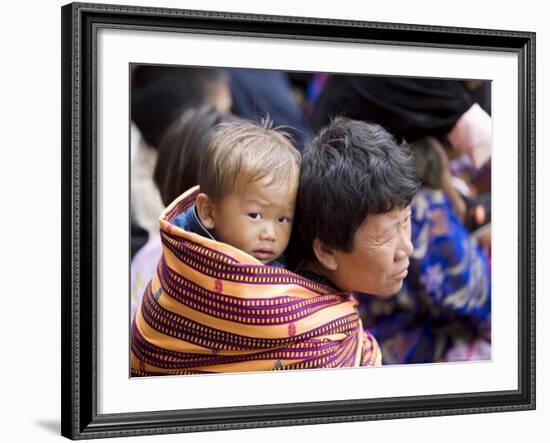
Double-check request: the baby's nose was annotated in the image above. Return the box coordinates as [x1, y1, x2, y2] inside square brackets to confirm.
[260, 224, 276, 241]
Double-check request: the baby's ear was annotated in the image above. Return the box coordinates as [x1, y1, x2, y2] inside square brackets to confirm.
[195, 193, 216, 230]
[312, 238, 338, 271]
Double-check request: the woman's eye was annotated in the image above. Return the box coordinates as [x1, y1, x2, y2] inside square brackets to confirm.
[248, 212, 262, 220]
[278, 216, 291, 223]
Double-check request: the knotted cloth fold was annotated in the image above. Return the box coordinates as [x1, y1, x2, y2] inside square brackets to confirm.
[131, 187, 381, 375]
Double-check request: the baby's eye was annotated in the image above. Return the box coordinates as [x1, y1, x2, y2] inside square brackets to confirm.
[248, 212, 262, 220]
[278, 216, 291, 224]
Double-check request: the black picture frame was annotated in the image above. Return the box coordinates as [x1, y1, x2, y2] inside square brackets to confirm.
[61, 2, 536, 439]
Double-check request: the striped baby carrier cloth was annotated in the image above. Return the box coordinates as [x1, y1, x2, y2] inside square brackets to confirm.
[131, 187, 381, 375]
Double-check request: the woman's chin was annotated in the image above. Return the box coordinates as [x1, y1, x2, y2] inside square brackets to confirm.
[371, 280, 404, 298]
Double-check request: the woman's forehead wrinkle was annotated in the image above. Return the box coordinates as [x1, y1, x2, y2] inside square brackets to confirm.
[368, 213, 396, 234]
[360, 209, 406, 244]
[357, 221, 387, 248]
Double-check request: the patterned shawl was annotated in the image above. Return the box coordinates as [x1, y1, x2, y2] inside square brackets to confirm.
[131, 187, 381, 375]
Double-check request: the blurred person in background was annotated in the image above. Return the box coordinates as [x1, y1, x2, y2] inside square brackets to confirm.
[309, 75, 491, 168]
[227, 68, 312, 149]
[130, 65, 232, 256]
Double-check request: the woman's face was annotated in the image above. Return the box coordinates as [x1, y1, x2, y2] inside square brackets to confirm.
[325, 206, 414, 297]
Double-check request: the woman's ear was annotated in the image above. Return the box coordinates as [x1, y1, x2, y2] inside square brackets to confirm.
[312, 238, 338, 271]
[195, 193, 216, 230]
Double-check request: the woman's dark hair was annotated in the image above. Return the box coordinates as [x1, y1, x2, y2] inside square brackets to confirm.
[131, 65, 227, 148]
[290, 117, 419, 264]
[153, 105, 236, 206]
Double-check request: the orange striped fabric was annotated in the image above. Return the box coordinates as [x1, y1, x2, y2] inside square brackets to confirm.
[131, 187, 382, 375]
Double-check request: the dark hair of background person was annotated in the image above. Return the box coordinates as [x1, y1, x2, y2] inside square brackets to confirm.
[131, 65, 227, 148]
[153, 105, 237, 206]
[288, 117, 419, 266]
[410, 137, 444, 189]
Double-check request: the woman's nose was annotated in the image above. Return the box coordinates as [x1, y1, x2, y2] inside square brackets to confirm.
[395, 232, 414, 260]
[403, 235, 414, 257]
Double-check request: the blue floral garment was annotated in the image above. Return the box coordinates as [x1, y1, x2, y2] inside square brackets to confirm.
[358, 188, 491, 364]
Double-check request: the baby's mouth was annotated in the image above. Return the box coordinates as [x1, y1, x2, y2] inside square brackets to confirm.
[253, 249, 274, 260]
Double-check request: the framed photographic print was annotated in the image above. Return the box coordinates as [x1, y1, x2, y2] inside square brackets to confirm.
[61, 2, 535, 439]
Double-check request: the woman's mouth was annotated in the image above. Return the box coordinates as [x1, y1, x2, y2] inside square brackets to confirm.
[393, 268, 409, 280]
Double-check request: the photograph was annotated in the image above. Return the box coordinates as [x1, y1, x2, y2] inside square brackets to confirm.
[129, 65, 493, 376]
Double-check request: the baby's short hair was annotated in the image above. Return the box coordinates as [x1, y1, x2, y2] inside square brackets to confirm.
[199, 118, 300, 201]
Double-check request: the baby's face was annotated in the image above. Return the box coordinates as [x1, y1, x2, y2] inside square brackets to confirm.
[211, 177, 297, 264]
